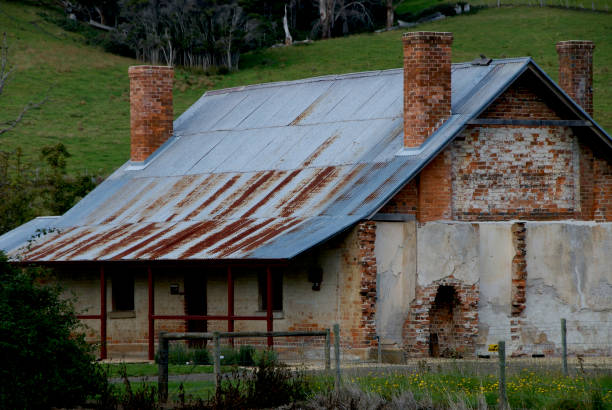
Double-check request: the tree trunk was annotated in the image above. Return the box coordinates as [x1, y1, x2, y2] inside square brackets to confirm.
[319, 0, 331, 39]
[386, 0, 394, 28]
[283, 4, 293, 45]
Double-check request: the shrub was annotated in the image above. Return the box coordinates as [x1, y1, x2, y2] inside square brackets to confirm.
[0, 252, 106, 408]
[236, 345, 256, 366]
[156, 344, 212, 365]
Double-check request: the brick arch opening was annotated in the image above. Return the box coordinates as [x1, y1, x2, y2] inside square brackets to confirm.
[403, 277, 479, 358]
[429, 285, 461, 357]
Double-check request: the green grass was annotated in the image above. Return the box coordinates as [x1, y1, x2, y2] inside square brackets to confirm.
[1, 2, 611, 177]
[336, 370, 612, 408]
[395, 0, 451, 16]
[110, 367, 612, 407]
[104, 363, 220, 378]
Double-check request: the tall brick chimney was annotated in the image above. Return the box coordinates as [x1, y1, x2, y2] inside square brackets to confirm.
[402, 32, 453, 148]
[129, 65, 174, 162]
[556, 40, 594, 117]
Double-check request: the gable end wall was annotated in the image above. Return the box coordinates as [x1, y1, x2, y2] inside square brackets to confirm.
[384, 76, 612, 222]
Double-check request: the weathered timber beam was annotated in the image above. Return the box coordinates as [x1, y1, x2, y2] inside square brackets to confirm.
[467, 119, 591, 126]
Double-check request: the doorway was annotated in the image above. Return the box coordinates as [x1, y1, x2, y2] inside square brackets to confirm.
[184, 274, 207, 347]
[428, 285, 461, 357]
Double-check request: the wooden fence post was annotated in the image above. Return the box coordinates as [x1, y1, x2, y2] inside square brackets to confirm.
[333, 324, 341, 390]
[213, 332, 221, 390]
[561, 318, 568, 376]
[325, 328, 331, 370]
[498, 340, 509, 410]
[158, 333, 168, 403]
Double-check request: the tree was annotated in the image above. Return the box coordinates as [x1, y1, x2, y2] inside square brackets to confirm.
[0, 253, 106, 408]
[0, 33, 48, 136]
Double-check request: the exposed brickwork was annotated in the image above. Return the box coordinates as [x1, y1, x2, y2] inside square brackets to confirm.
[577, 142, 612, 221]
[356, 221, 378, 348]
[129, 65, 174, 162]
[556, 40, 595, 116]
[479, 76, 563, 120]
[402, 32, 453, 148]
[511, 222, 527, 317]
[452, 125, 577, 220]
[379, 180, 418, 215]
[593, 156, 612, 221]
[418, 149, 452, 222]
[403, 277, 478, 357]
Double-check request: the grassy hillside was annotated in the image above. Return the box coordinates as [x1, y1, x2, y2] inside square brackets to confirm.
[1, 2, 611, 176]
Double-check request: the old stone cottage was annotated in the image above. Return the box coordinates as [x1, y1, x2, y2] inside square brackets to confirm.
[1, 32, 610, 360]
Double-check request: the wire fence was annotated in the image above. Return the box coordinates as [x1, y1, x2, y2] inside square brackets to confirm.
[150, 319, 611, 404]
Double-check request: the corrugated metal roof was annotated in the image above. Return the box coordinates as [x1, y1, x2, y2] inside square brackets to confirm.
[2, 57, 608, 261]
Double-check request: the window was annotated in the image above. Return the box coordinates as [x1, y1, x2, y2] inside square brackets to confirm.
[258, 270, 283, 311]
[112, 274, 134, 311]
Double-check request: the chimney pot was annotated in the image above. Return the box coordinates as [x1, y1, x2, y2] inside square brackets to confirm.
[403, 32, 453, 148]
[556, 40, 594, 116]
[129, 65, 174, 162]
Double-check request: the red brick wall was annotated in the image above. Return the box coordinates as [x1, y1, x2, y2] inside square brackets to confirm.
[379, 180, 418, 215]
[452, 124, 577, 221]
[129, 65, 174, 162]
[403, 277, 478, 358]
[403, 32, 453, 148]
[418, 150, 453, 222]
[511, 222, 527, 317]
[479, 76, 562, 120]
[556, 40, 594, 117]
[356, 221, 378, 348]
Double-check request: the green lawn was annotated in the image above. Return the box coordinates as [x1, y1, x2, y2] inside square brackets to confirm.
[104, 362, 237, 378]
[110, 367, 612, 408]
[1, 2, 611, 176]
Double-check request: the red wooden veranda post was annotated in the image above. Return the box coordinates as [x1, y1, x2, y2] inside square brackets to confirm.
[100, 265, 107, 360]
[227, 266, 235, 346]
[148, 266, 155, 360]
[266, 265, 273, 347]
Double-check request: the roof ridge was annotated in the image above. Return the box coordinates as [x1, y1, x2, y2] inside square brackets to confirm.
[205, 57, 532, 96]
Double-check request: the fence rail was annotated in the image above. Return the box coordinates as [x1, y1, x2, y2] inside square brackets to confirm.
[157, 329, 333, 402]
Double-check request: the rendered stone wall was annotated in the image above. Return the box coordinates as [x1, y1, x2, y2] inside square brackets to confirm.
[384, 221, 612, 358]
[58, 266, 186, 359]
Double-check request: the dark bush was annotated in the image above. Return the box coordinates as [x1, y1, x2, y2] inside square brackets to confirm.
[0, 252, 107, 408]
[155, 344, 212, 365]
[237, 345, 256, 366]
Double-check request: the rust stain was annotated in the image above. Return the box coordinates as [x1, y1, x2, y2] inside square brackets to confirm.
[22, 226, 78, 259]
[185, 175, 241, 220]
[227, 218, 303, 256]
[242, 169, 301, 218]
[279, 166, 338, 217]
[172, 174, 219, 212]
[108, 223, 172, 260]
[207, 172, 264, 216]
[302, 133, 340, 167]
[215, 170, 279, 219]
[102, 179, 160, 224]
[136, 175, 198, 223]
[316, 163, 367, 212]
[28, 228, 93, 260]
[138, 220, 221, 259]
[209, 218, 275, 256]
[57, 224, 135, 259]
[289, 97, 322, 126]
[179, 218, 255, 258]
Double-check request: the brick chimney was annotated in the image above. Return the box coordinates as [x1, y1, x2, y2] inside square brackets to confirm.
[403, 32, 453, 148]
[128, 65, 174, 162]
[556, 40, 594, 117]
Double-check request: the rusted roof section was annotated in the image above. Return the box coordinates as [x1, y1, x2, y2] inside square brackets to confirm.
[6, 57, 588, 261]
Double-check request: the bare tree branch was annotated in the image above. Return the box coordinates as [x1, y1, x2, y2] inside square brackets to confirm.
[0, 32, 50, 136]
[0, 96, 50, 136]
